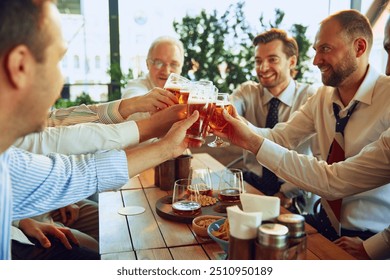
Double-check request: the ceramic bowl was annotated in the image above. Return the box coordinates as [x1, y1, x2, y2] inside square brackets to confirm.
[207, 218, 229, 253]
[192, 215, 224, 238]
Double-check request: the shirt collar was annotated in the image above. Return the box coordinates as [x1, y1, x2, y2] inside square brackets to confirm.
[146, 73, 157, 88]
[263, 78, 295, 107]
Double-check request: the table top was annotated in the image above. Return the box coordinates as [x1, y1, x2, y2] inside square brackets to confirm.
[99, 153, 356, 260]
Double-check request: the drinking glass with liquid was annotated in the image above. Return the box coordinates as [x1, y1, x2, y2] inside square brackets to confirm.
[185, 83, 218, 145]
[208, 93, 233, 148]
[164, 73, 191, 104]
[218, 168, 245, 203]
[172, 178, 202, 216]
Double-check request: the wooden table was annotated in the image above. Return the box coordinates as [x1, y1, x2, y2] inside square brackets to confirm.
[99, 153, 356, 260]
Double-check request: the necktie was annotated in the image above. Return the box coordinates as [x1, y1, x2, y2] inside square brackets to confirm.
[261, 98, 281, 195]
[321, 101, 359, 236]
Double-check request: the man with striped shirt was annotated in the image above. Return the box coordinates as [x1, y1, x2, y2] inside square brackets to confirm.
[0, 0, 200, 260]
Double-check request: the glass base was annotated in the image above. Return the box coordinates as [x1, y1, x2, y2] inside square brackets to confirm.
[208, 139, 230, 148]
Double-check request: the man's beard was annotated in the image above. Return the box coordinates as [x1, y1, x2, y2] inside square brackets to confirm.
[321, 54, 358, 87]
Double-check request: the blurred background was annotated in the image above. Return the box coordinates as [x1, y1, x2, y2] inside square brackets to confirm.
[56, 0, 389, 105]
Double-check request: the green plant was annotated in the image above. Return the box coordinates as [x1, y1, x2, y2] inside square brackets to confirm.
[173, 2, 313, 91]
[54, 92, 95, 108]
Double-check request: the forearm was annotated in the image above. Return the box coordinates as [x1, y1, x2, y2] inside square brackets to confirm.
[47, 100, 125, 126]
[13, 122, 139, 155]
[125, 140, 173, 178]
[257, 137, 390, 200]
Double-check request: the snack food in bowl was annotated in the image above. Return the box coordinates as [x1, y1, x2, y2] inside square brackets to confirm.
[207, 218, 229, 253]
[192, 215, 224, 238]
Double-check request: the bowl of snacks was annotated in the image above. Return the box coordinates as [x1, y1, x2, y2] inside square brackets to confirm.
[192, 215, 224, 238]
[207, 218, 229, 253]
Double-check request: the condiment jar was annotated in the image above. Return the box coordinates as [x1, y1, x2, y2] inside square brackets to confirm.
[277, 214, 307, 260]
[255, 223, 289, 260]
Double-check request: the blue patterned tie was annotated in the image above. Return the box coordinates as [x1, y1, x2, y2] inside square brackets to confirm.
[320, 101, 359, 239]
[261, 98, 281, 195]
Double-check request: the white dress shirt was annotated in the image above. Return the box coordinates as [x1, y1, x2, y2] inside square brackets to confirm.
[231, 79, 319, 197]
[257, 128, 390, 260]
[250, 66, 390, 233]
[13, 122, 139, 155]
[122, 73, 155, 99]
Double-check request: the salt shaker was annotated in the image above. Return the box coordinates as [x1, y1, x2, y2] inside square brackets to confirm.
[255, 223, 289, 260]
[277, 214, 307, 260]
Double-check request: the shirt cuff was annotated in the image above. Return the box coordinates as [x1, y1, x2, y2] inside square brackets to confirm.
[95, 150, 129, 192]
[256, 138, 284, 172]
[116, 121, 140, 148]
[97, 100, 126, 124]
[363, 231, 390, 260]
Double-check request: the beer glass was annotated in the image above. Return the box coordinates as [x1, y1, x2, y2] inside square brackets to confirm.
[208, 93, 233, 147]
[185, 82, 218, 144]
[164, 73, 191, 104]
[218, 168, 245, 203]
[172, 178, 201, 216]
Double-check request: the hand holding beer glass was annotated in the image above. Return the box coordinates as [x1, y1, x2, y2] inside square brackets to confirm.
[185, 82, 218, 145]
[208, 93, 233, 147]
[164, 73, 191, 104]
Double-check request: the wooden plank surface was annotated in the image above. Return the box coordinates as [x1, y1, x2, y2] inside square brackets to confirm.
[144, 187, 199, 247]
[99, 191, 133, 255]
[121, 189, 166, 250]
[99, 153, 355, 260]
[307, 233, 356, 260]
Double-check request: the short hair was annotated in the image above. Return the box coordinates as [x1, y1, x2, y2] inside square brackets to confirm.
[253, 28, 298, 77]
[0, 0, 55, 62]
[322, 9, 373, 52]
[147, 36, 185, 64]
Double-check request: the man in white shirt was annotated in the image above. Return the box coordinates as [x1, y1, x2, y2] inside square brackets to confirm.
[122, 36, 185, 99]
[11, 103, 185, 259]
[215, 10, 390, 259]
[217, 9, 390, 244]
[230, 28, 319, 213]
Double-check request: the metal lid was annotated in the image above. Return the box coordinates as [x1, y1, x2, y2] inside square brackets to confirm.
[277, 214, 305, 238]
[257, 223, 288, 248]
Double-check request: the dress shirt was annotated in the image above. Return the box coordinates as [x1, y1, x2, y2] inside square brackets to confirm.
[257, 128, 390, 260]
[12, 103, 139, 250]
[122, 73, 155, 99]
[230, 79, 319, 197]
[13, 121, 139, 155]
[47, 99, 125, 127]
[0, 147, 128, 260]
[251, 66, 390, 233]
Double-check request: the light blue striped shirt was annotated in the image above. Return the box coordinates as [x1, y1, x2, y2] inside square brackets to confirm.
[1, 146, 128, 260]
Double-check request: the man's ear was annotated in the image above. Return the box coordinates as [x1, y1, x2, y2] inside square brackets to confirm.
[5, 45, 32, 89]
[289, 55, 298, 69]
[355, 37, 367, 58]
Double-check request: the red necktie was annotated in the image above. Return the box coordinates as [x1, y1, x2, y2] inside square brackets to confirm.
[321, 101, 359, 235]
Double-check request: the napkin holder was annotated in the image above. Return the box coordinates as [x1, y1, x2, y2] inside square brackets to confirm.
[227, 205, 262, 260]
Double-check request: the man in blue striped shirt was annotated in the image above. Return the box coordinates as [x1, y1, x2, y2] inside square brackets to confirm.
[0, 0, 200, 260]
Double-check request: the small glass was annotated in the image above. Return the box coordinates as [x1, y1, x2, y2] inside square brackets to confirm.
[189, 168, 213, 196]
[172, 179, 202, 216]
[208, 93, 233, 148]
[218, 168, 245, 203]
